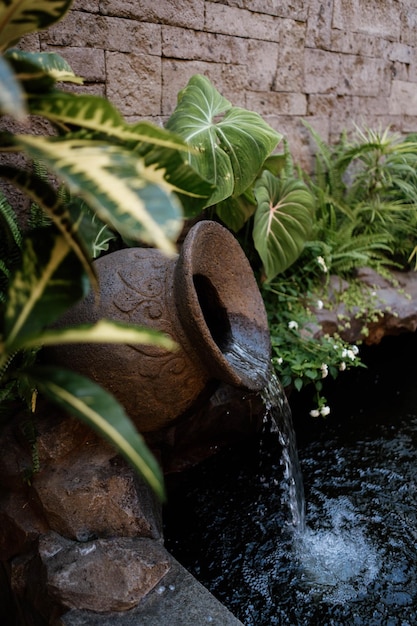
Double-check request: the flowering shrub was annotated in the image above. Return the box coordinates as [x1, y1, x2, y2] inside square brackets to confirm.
[263, 279, 363, 416]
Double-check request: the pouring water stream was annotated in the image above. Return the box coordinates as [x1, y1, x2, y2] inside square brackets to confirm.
[164, 334, 417, 625]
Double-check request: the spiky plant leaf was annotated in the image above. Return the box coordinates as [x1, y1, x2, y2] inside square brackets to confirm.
[21, 319, 177, 352]
[13, 134, 183, 253]
[3, 228, 88, 355]
[29, 92, 188, 148]
[0, 0, 74, 51]
[0, 54, 26, 118]
[253, 171, 315, 280]
[0, 164, 97, 289]
[166, 74, 281, 206]
[24, 365, 165, 499]
[5, 49, 83, 92]
[27, 92, 214, 214]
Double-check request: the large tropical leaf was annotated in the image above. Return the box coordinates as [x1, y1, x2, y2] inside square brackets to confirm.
[166, 74, 281, 206]
[253, 171, 315, 281]
[0, 0, 74, 51]
[24, 365, 165, 500]
[13, 134, 183, 253]
[215, 193, 256, 232]
[0, 54, 26, 119]
[3, 228, 88, 355]
[20, 319, 177, 352]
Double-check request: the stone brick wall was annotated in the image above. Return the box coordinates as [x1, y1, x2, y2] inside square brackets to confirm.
[28, 0, 417, 168]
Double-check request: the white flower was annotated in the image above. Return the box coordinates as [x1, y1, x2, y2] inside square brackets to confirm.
[288, 320, 298, 330]
[339, 361, 347, 371]
[352, 345, 359, 355]
[309, 409, 320, 417]
[320, 363, 329, 378]
[316, 299, 324, 310]
[320, 405, 331, 417]
[342, 348, 356, 361]
[276, 357, 283, 365]
[317, 256, 328, 273]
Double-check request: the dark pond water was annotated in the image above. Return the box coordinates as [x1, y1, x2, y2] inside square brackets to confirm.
[163, 332, 417, 625]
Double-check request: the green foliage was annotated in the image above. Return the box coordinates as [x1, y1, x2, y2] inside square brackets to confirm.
[167, 75, 315, 281]
[253, 171, 315, 278]
[264, 123, 417, 414]
[1, 0, 215, 498]
[263, 278, 363, 416]
[303, 123, 417, 273]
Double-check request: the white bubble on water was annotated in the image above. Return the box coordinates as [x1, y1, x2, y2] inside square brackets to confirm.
[295, 496, 380, 603]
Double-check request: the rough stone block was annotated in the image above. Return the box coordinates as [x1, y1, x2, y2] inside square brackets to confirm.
[338, 55, 386, 96]
[33, 445, 162, 541]
[106, 51, 161, 116]
[273, 19, 305, 92]
[39, 45, 106, 82]
[245, 40, 280, 91]
[100, 0, 204, 29]
[162, 27, 247, 63]
[208, 0, 307, 20]
[19, 32, 41, 52]
[45, 12, 161, 56]
[39, 533, 171, 612]
[333, 0, 401, 40]
[330, 30, 388, 59]
[305, 0, 333, 49]
[304, 49, 340, 94]
[241, 0, 308, 21]
[388, 80, 417, 116]
[390, 61, 410, 83]
[246, 91, 307, 116]
[205, 3, 282, 42]
[400, 8, 417, 47]
[72, 0, 100, 12]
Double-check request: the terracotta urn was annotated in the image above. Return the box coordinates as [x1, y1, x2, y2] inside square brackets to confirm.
[52, 220, 271, 432]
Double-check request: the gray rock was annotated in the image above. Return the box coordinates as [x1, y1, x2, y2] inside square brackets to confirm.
[40, 533, 170, 612]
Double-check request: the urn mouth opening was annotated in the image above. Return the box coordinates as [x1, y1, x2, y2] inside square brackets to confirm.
[192, 273, 232, 353]
[174, 220, 271, 392]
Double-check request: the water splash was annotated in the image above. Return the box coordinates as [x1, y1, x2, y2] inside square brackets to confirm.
[295, 496, 380, 602]
[164, 334, 417, 625]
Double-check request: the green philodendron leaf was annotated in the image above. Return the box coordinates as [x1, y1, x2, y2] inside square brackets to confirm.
[14, 134, 183, 253]
[166, 74, 282, 206]
[21, 319, 177, 352]
[139, 142, 215, 217]
[4, 228, 88, 352]
[0, 54, 26, 119]
[216, 194, 256, 232]
[0, 0, 74, 51]
[253, 171, 315, 281]
[24, 365, 165, 500]
[5, 49, 83, 92]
